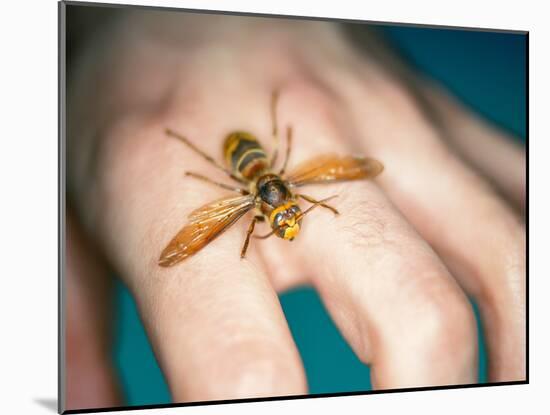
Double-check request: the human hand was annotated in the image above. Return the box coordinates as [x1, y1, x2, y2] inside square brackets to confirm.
[66, 10, 525, 406]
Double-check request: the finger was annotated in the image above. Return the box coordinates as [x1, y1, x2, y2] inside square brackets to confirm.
[145, 236, 308, 401]
[73, 109, 307, 402]
[65, 208, 123, 410]
[346, 79, 526, 381]
[295, 180, 478, 388]
[418, 82, 526, 214]
[339, 27, 526, 213]
[277, 84, 478, 389]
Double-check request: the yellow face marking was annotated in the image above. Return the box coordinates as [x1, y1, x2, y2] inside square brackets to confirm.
[283, 223, 300, 240]
[269, 201, 301, 240]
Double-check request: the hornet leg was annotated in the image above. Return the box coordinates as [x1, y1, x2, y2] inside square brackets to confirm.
[185, 172, 249, 195]
[241, 216, 260, 258]
[166, 128, 245, 184]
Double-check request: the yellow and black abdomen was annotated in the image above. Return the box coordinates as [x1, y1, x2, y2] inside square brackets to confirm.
[223, 131, 270, 180]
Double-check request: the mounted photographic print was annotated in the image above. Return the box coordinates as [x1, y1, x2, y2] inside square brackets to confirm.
[60, 1, 527, 413]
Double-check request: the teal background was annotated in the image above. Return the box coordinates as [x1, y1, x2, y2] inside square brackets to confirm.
[112, 25, 526, 406]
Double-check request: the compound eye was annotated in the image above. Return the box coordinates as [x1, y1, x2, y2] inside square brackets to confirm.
[274, 212, 285, 227]
[290, 205, 301, 215]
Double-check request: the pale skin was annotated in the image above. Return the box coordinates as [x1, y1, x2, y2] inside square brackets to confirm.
[65, 10, 526, 409]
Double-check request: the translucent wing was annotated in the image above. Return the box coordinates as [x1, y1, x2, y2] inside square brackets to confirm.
[285, 154, 384, 187]
[158, 194, 255, 267]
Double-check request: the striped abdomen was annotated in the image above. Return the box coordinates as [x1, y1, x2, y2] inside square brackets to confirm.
[223, 132, 270, 180]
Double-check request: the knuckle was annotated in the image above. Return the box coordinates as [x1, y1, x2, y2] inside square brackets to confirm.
[339, 186, 390, 250]
[351, 73, 443, 149]
[97, 104, 189, 204]
[329, 181, 401, 252]
[411, 273, 478, 360]
[84, 108, 189, 265]
[373, 74, 420, 115]
[285, 78, 344, 137]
